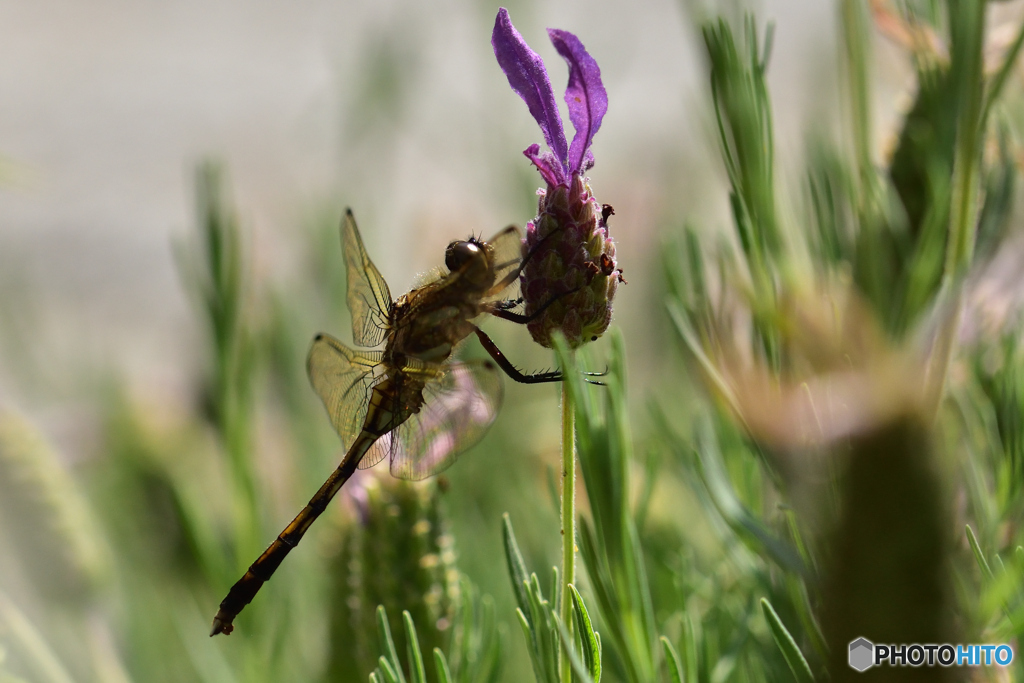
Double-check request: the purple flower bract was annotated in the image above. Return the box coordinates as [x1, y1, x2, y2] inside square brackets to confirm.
[492, 8, 620, 348]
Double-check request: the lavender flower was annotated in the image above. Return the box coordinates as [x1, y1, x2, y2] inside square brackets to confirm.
[492, 8, 622, 348]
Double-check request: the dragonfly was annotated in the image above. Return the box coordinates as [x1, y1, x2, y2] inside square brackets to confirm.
[210, 209, 578, 636]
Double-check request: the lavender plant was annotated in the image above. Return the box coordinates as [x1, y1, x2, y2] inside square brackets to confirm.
[329, 477, 457, 679]
[491, 12, 620, 683]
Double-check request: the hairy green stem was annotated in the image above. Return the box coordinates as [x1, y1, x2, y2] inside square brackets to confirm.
[560, 378, 576, 683]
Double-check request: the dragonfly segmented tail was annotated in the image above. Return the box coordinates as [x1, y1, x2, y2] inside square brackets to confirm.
[209, 428, 377, 636]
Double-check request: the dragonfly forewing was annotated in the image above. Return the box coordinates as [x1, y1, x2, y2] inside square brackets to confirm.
[342, 209, 393, 348]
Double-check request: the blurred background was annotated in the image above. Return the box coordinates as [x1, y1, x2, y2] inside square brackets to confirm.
[0, 0, 856, 414]
[4, 1, 1024, 682]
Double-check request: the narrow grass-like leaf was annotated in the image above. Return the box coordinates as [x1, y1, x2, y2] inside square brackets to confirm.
[370, 672, 384, 683]
[966, 524, 994, 581]
[760, 599, 813, 683]
[624, 518, 657, 661]
[526, 574, 558, 682]
[667, 301, 742, 417]
[378, 657, 401, 683]
[577, 509, 633, 682]
[693, 417, 806, 575]
[549, 565, 560, 618]
[377, 606, 406, 683]
[502, 514, 531, 621]
[517, 608, 548, 683]
[433, 648, 452, 683]
[476, 594, 504, 683]
[982, 17, 1024, 123]
[552, 613, 595, 683]
[403, 611, 426, 683]
[569, 585, 601, 682]
[660, 637, 683, 683]
[680, 614, 699, 683]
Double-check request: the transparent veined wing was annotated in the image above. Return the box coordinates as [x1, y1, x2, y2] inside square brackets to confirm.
[306, 332, 384, 455]
[365, 359, 503, 481]
[483, 225, 524, 301]
[342, 209, 393, 348]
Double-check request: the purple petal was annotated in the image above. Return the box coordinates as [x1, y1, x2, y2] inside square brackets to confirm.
[492, 8, 568, 172]
[547, 28, 607, 175]
[524, 143, 565, 187]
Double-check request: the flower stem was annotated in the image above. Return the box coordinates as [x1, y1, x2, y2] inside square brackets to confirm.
[560, 376, 576, 683]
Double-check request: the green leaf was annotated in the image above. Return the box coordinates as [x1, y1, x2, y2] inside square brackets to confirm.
[680, 614, 699, 683]
[966, 524, 994, 581]
[760, 599, 814, 683]
[549, 565, 560, 617]
[378, 657, 401, 683]
[502, 514, 531, 622]
[982, 15, 1024, 123]
[516, 608, 549, 683]
[403, 611, 426, 683]
[569, 585, 601, 682]
[660, 637, 683, 683]
[525, 575, 558, 682]
[432, 649, 452, 683]
[692, 416, 806, 575]
[552, 613, 596, 683]
[377, 606, 406, 683]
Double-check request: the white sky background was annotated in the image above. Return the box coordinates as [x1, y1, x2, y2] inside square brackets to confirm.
[0, 0, 888, 429]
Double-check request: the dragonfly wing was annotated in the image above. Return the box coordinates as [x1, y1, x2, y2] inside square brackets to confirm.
[360, 432, 392, 470]
[306, 332, 383, 454]
[342, 209, 393, 348]
[388, 359, 504, 481]
[359, 370, 423, 472]
[488, 225, 523, 280]
[482, 225, 525, 303]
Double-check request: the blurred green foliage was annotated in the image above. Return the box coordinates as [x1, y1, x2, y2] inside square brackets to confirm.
[4, 3, 1024, 682]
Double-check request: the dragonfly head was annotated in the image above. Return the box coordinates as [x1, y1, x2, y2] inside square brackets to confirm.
[445, 237, 491, 282]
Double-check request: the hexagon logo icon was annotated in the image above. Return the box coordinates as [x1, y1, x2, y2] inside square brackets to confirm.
[849, 638, 874, 672]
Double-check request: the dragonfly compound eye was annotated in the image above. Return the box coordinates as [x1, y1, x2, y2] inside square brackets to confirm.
[445, 240, 484, 272]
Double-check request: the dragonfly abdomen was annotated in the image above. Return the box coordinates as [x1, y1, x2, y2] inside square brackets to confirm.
[210, 430, 381, 636]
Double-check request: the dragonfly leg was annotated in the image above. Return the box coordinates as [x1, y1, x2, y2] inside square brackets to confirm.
[493, 297, 523, 311]
[472, 327, 563, 384]
[486, 286, 576, 325]
[488, 225, 566, 293]
[210, 438, 372, 636]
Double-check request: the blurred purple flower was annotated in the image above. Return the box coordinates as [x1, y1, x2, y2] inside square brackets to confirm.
[492, 8, 621, 348]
